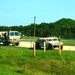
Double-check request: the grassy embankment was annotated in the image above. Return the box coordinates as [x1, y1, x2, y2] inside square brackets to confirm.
[0, 46, 75, 75]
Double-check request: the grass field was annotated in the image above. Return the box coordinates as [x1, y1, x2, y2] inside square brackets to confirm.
[0, 46, 75, 75]
[20, 37, 37, 42]
[61, 39, 75, 46]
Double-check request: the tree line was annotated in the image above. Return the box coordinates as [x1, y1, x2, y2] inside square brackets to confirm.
[0, 18, 75, 38]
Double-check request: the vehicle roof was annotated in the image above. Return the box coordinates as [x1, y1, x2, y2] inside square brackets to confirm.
[39, 37, 58, 40]
[9, 31, 18, 32]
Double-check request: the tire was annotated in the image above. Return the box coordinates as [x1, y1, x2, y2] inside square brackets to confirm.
[15, 42, 19, 46]
[46, 44, 54, 50]
[4, 41, 9, 46]
[36, 42, 41, 49]
[61, 45, 63, 50]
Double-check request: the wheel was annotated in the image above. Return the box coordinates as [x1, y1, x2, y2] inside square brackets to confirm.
[36, 42, 41, 49]
[61, 45, 63, 50]
[4, 41, 9, 46]
[46, 44, 54, 50]
[15, 42, 19, 46]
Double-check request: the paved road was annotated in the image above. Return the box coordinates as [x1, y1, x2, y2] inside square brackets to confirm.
[19, 42, 34, 48]
[19, 42, 75, 51]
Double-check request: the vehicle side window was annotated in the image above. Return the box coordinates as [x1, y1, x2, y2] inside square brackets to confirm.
[9, 32, 14, 36]
[53, 39, 58, 41]
[49, 39, 52, 41]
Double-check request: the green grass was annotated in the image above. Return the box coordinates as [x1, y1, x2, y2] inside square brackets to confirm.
[0, 46, 75, 75]
[20, 37, 38, 42]
[20, 39, 37, 42]
[61, 39, 75, 46]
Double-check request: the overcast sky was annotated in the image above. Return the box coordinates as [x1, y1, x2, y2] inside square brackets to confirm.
[0, 0, 75, 26]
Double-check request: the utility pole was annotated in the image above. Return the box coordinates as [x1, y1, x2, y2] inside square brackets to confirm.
[34, 16, 36, 37]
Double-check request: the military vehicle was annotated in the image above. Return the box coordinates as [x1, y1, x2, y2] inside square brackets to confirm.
[0, 31, 20, 46]
[35, 37, 63, 50]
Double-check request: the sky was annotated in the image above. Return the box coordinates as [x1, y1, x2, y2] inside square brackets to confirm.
[0, 0, 75, 26]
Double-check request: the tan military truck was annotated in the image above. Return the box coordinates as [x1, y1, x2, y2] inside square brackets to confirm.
[9, 31, 20, 45]
[0, 31, 20, 46]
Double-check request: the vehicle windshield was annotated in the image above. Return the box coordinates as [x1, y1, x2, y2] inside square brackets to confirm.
[9, 32, 19, 36]
[15, 32, 19, 36]
[9, 32, 14, 36]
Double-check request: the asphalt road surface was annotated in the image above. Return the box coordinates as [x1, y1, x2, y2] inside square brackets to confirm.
[19, 42, 75, 51]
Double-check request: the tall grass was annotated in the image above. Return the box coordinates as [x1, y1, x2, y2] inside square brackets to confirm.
[0, 46, 75, 75]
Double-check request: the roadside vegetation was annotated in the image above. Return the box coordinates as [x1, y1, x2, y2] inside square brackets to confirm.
[0, 46, 75, 75]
